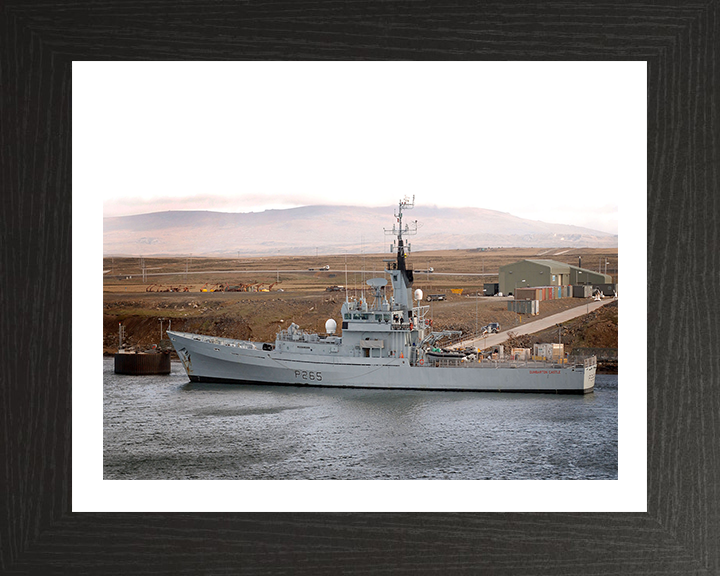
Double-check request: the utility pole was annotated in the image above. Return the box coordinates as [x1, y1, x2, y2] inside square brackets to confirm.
[475, 291, 478, 335]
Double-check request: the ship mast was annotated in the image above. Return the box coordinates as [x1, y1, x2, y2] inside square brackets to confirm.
[384, 196, 418, 312]
[385, 195, 417, 253]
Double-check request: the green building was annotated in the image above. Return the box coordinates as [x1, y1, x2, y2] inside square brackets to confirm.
[499, 259, 612, 295]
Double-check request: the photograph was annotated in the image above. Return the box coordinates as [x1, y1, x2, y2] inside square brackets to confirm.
[93, 63, 630, 482]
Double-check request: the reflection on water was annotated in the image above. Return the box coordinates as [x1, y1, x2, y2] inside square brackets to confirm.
[104, 359, 617, 480]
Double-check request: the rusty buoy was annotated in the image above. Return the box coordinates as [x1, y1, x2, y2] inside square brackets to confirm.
[114, 351, 171, 375]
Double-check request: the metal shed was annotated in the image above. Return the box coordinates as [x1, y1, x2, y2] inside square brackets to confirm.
[499, 259, 612, 295]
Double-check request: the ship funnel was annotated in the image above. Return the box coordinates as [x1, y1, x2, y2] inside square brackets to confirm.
[325, 319, 337, 335]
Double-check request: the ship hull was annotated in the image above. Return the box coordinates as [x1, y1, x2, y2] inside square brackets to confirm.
[168, 331, 595, 394]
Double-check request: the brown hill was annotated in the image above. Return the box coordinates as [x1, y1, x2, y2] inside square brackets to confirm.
[104, 205, 618, 257]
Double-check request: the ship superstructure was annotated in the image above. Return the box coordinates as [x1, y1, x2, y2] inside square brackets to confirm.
[168, 197, 596, 393]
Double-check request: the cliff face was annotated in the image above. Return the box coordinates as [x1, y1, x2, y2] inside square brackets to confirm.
[104, 314, 254, 355]
[103, 295, 343, 355]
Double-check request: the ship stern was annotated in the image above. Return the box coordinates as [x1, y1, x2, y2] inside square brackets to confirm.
[582, 356, 597, 394]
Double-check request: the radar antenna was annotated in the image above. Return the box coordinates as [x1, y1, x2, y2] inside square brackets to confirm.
[384, 195, 417, 255]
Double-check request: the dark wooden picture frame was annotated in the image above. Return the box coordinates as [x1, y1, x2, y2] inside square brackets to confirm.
[2, 3, 717, 574]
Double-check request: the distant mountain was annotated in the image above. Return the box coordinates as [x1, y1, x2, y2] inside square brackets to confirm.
[103, 205, 618, 256]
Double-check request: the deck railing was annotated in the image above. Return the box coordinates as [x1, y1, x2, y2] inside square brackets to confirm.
[189, 333, 259, 350]
[421, 355, 597, 369]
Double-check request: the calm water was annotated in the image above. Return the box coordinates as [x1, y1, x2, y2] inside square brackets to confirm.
[104, 358, 617, 480]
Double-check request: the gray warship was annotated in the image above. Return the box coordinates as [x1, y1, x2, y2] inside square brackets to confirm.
[168, 197, 596, 393]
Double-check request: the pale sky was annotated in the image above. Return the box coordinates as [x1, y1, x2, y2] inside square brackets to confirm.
[76, 63, 647, 512]
[77, 62, 646, 235]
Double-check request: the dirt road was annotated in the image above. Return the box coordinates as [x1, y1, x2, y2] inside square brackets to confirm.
[452, 298, 618, 350]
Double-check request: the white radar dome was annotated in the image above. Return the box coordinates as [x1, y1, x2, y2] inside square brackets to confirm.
[414, 289, 424, 301]
[325, 319, 337, 334]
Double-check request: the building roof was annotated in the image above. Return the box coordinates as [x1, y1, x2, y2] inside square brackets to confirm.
[500, 260, 612, 282]
[522, 259, 571, 273]
[568, 265, 612, 282]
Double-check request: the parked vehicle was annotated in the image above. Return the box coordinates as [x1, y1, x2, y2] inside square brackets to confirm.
[481, 322, 500, 335]
[426, 294, 446, 302]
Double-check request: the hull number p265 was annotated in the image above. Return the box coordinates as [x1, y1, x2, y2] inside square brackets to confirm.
[295, 370, 322, 382]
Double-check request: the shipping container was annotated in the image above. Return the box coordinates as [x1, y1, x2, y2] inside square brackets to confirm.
[593, 283, 617, 297]
[515, 287, 540, 300]
[573, 284, 593, 298]
[510, 348, 531, 361]
[533, 343, 565, 360]
[507, 299, 540, 315]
